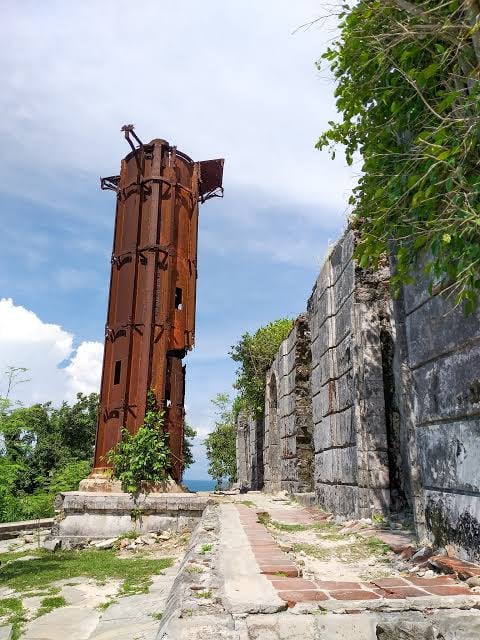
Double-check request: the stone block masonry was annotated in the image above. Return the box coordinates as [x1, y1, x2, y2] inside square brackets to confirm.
[393, 256, 480, 561]
[308, 230, 396, 518]
[264, 314, 314, 494]
[52, 492, 209, 547]
[236, 226, 480, 561]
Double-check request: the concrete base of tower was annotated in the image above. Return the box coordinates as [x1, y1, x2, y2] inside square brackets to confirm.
[78, 471, 186, 494]
[48, 491, 210, 549]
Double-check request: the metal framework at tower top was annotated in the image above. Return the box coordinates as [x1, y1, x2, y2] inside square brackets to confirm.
[93, 125, 224, 482]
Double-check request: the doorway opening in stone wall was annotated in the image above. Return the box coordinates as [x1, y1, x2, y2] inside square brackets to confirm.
[380, 314, 407, 515]
[255, 417, 265, 490]
[266, 373, 281, 492]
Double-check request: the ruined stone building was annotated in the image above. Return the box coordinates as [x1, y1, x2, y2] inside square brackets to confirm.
[236, 229, 480, 562]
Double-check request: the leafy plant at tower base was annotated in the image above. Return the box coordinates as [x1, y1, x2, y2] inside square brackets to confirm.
[106, 392, 170, 493]
[318, 0, 480, 313]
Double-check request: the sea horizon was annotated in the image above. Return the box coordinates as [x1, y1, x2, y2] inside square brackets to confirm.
[184, 478, 216, 492]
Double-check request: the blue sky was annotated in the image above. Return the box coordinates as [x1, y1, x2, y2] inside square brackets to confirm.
[0, 1, 353, 480]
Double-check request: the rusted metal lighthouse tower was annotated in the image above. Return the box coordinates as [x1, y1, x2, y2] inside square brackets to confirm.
[92, 126, 224, 483]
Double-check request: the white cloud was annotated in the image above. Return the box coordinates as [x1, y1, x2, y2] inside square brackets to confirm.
[0, 0, 353, 217]
[0, 298, 103, 406]
[65, 341, 103, 400]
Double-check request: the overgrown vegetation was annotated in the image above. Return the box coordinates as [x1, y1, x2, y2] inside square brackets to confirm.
[106, 391, 170, 493]
[0, 367, 97, 522]
[0, 597, 26, 640]
[291, 535, 390, 563]
[0, 369, 197, 520]
[230, 319, 293, 418]
[319, 1, 480, 312]
[204, 393, 237, 487]
[204, 318, 293, 486]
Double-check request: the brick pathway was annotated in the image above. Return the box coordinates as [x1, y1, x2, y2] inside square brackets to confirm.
[235, 504, 478, 607]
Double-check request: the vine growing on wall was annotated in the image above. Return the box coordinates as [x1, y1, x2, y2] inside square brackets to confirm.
[318, 0, 480, 312]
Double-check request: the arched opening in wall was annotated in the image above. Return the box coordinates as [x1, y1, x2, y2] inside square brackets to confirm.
[266, 373, 281, 492]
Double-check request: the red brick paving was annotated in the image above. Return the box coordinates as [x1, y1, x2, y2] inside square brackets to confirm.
[371, 577, 409, 588]
[235, 504, 479, 605]
[382, 586, 429, 598]
[269, 578, 318, 590]
[329, 589, 381, 600]
[316, 580, 362, 590]
[278, 590, 329, 606]
[423, 585, 472, 596]
[409, 575, 457, 586]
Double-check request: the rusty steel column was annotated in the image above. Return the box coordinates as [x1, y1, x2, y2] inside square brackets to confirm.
[93, 126, 224, 482]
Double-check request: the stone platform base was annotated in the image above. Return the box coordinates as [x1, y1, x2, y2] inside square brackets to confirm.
[52, 492, 210, 548]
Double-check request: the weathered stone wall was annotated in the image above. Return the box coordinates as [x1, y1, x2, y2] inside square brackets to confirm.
[264, 314, 314, 494]
[235, 225, 480, 560]
[393, 265, 480, 560]
[308, 230, 395, 518]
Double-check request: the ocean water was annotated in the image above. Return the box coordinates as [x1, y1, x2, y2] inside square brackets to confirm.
[184, 478, 216, 492]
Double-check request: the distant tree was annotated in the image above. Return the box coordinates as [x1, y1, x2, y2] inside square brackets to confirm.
[229, 319, 293, 418]
[0, 368, 99, 522]
[183, 422, 197, 471]
[204, 394, 237, 487]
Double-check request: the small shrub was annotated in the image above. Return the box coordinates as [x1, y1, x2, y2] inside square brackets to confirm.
[36, 596, 67, 618]
[200, 544, 212, 554]
[106, 397, 170, 493]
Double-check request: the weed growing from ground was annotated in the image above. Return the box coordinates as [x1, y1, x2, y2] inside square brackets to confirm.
[35, 596, 67, 619]
[185, 564, 204, 574]
[200, 544, 212, 554]
[0, 597, 26, 640]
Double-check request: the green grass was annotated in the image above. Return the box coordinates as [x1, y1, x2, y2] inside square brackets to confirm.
[193, 589, 212, 599]
[259, 516, 343, 540]
[0, 548, 174, 596]
[292, 535, 390, 563]
[117, 530, 140, 541]
[0, 550, 40, 564]
[96, 599, 117, 611]
[151, 612, 163, 620]
[185, 564, 204, 574]
[35, 596, 67, 618]
[292, 542, 331, 561]
[0, 597, 26, 640]
[240, 500, 255, 507]
[200, 544, 212, 555]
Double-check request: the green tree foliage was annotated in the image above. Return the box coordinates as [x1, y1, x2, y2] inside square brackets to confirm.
[183, 422, 197, 470]
[0, 367, 98, 522]
[229, 319, 293, 418]
[318, 1, 480, 312]
[204, 394, 237, 486]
